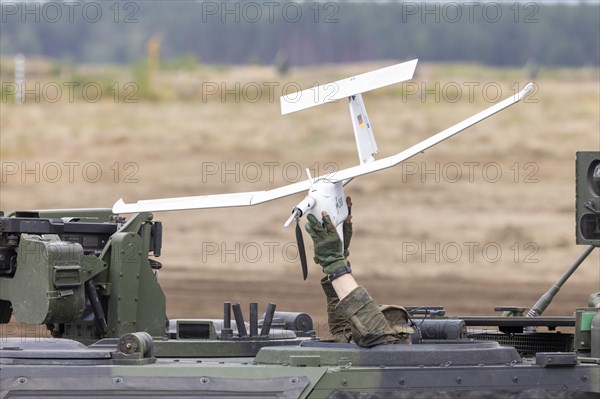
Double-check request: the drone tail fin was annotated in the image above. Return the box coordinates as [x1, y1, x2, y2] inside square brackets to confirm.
[280, 59, 417, 165]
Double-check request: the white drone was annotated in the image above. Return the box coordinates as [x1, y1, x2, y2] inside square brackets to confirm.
[113, 60, 532, 279]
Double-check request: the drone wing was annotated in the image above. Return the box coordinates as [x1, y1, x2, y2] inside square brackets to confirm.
[112, 179, 312, 213]
[280, 59, 418, 115]
[112, 83, 532, 214]
[328, 83, 534, 182]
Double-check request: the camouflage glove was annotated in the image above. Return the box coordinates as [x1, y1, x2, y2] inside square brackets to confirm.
[343, 222, 352, 258]
[305, 213, 346, 275]
[343, 197, 352, 258]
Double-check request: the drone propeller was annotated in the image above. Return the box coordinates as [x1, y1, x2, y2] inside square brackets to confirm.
[294, 213, 308, 280]
[284, 207, 309, 280]
[285, 172, 314, 280]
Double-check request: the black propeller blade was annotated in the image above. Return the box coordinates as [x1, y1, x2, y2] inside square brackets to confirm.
[295, 218, 308, 280]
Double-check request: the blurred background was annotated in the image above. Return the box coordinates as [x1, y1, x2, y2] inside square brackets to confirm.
[1, 1, 599, 336]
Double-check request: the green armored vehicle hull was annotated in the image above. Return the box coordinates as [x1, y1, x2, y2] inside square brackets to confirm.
[2, 338, 598, 398]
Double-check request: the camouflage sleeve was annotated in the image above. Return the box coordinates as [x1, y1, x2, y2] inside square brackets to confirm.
[335, 286, 401, 347]
[320, 277, 352, 343]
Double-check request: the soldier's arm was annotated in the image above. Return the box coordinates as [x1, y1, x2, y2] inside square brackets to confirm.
[332, 274, 358, 300]
[305, 209, 403, 347]
[334, 197, 357, 299]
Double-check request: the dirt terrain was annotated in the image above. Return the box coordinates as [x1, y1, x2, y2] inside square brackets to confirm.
[0, 61, 598, 335]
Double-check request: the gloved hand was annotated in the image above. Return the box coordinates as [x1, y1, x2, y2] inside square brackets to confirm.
[305, 212, 347, 275]
[343, 196, 352, 258]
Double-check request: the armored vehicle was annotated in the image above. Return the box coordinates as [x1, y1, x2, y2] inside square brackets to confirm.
[1, 61, 599, 397]
[0, 151, 599, 398]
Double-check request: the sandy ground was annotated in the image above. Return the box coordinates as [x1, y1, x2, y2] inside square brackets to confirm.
[0, 62, 599, 334]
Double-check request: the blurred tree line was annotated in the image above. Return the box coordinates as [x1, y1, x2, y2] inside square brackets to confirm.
[1, 1, 598, 67]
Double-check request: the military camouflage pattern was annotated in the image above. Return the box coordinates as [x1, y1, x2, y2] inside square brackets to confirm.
[380, 304, 414, 344]
[320, 276, 353, 343]
[343, 220, 352, 258]
[305, 214, 346, 275]
[321, 278, 413, 345]
[336, 286, 402, 347]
